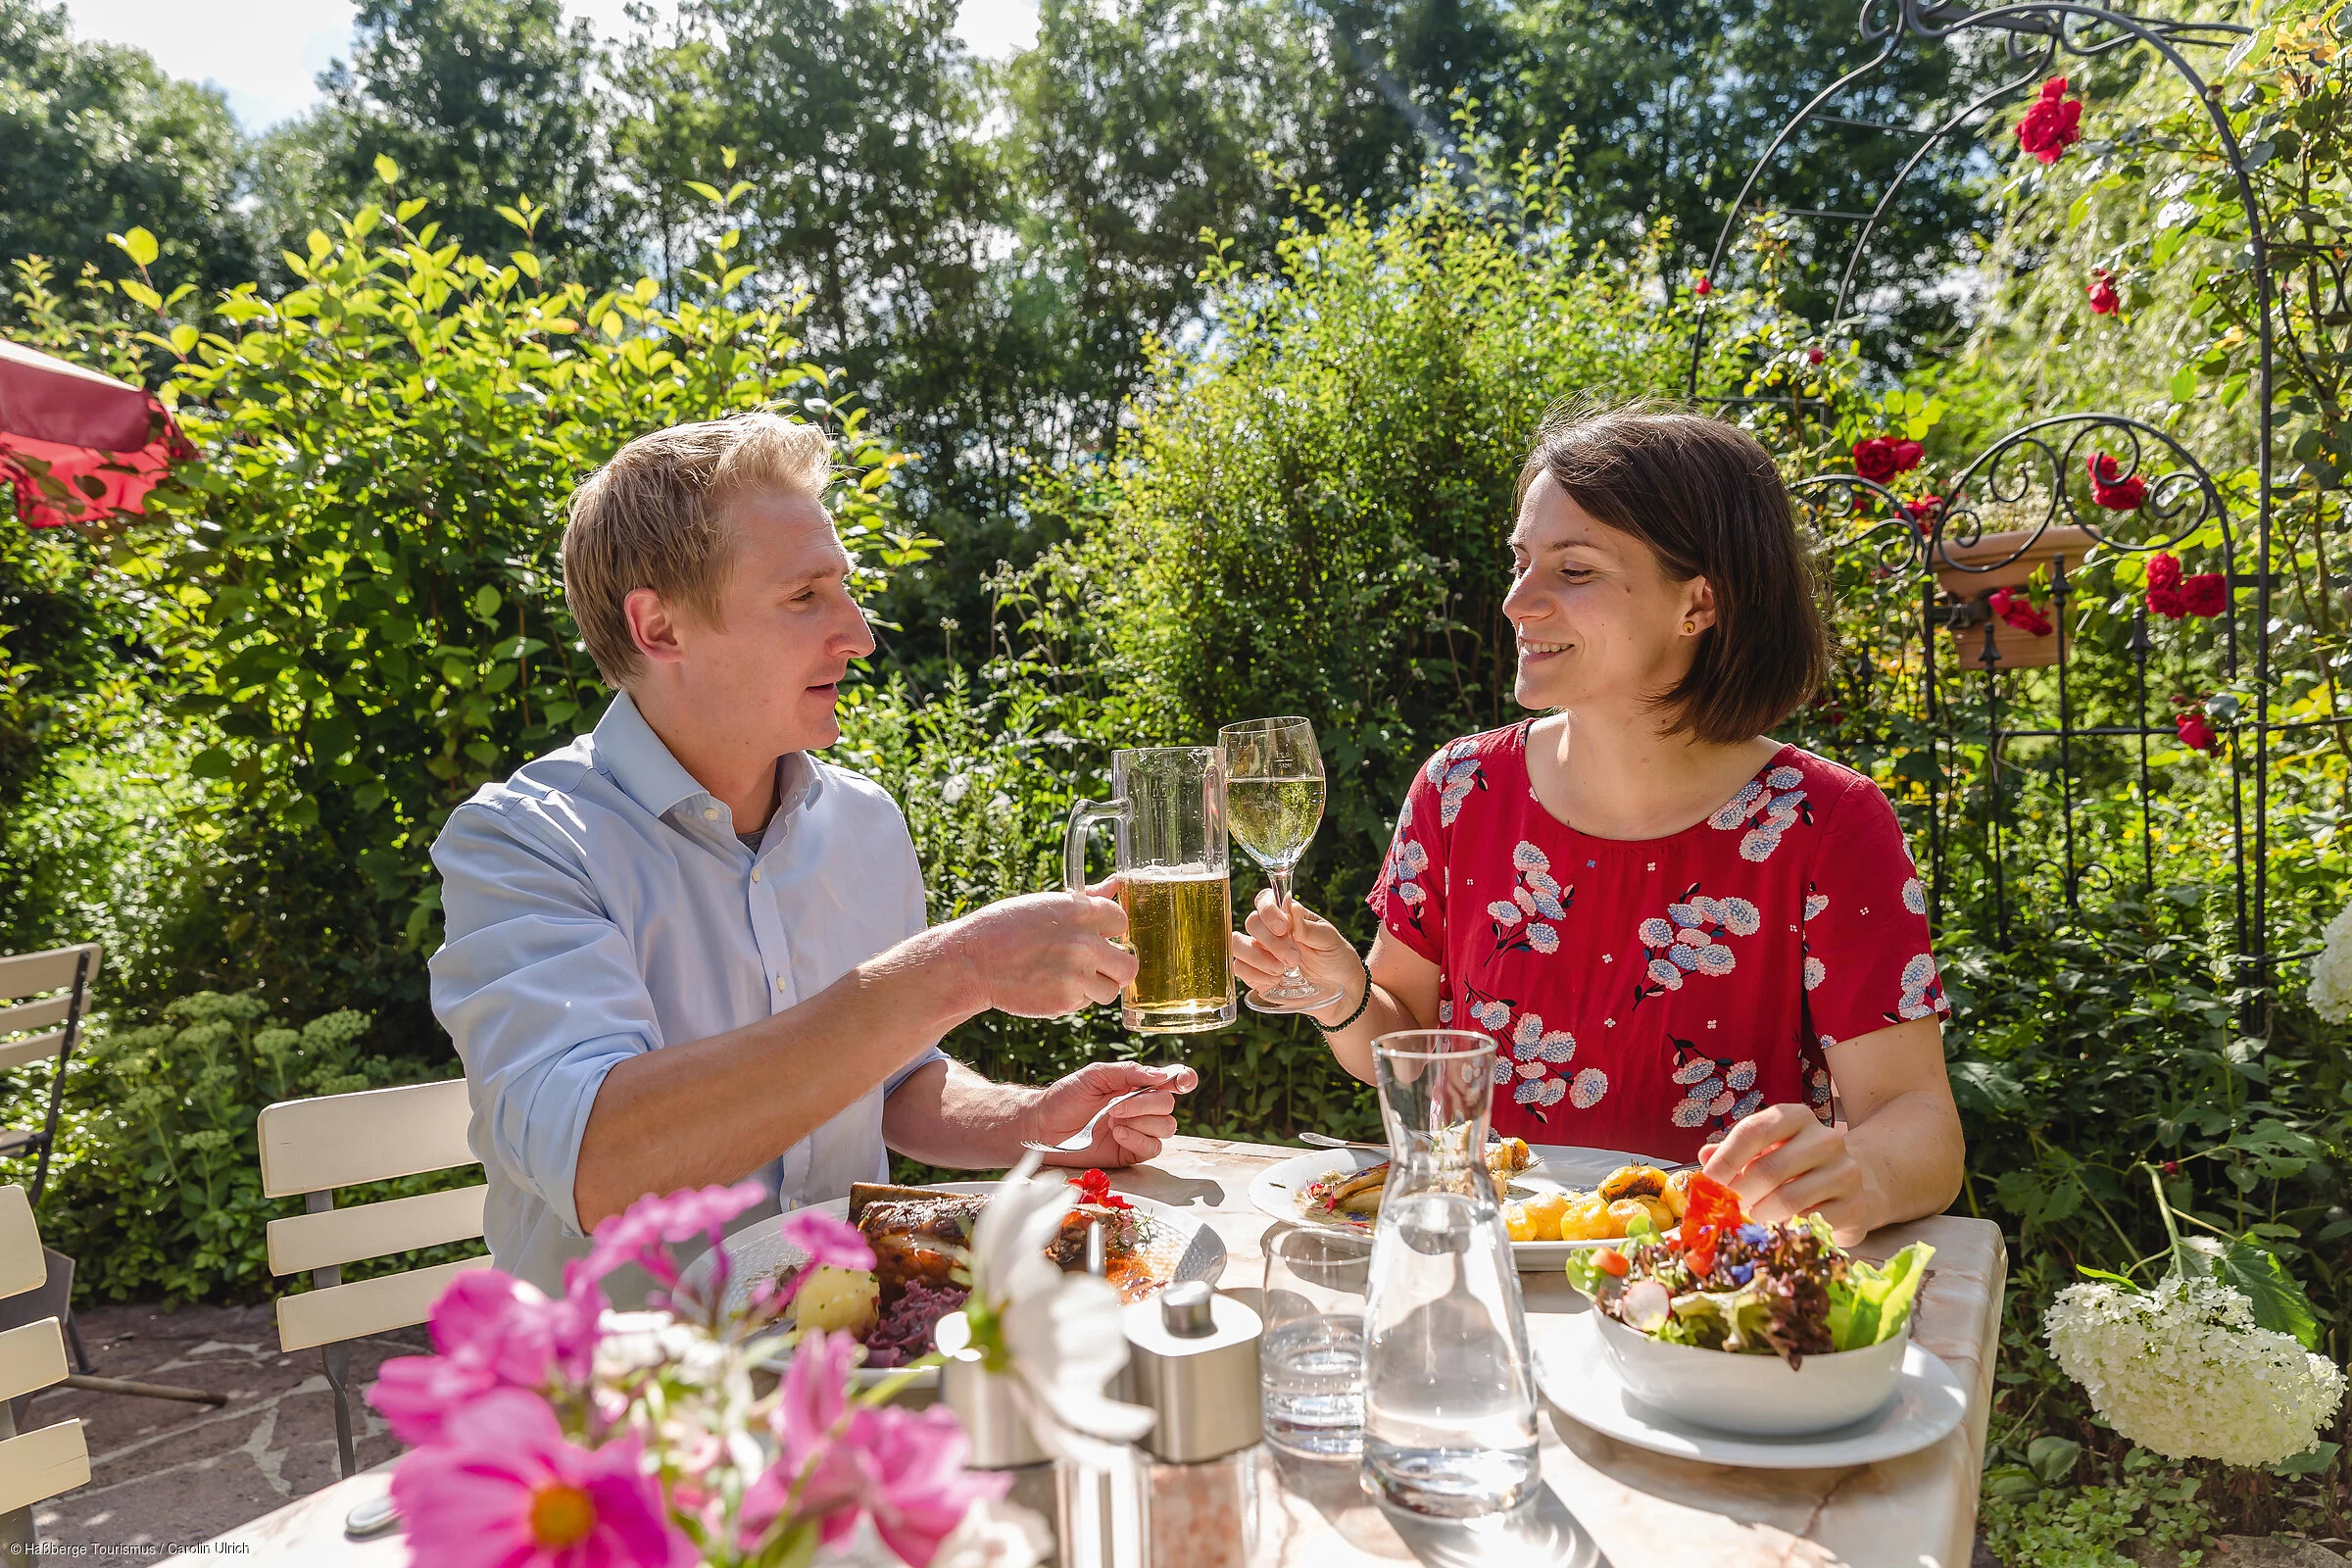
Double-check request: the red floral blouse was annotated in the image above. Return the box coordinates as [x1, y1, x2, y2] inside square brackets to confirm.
[1366, 721, 1949, 1157]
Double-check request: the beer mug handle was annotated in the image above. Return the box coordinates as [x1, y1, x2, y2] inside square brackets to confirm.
[1063, 797, 1129, 894]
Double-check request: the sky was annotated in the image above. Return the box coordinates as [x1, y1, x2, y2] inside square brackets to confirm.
[59, 0, 1043, 131]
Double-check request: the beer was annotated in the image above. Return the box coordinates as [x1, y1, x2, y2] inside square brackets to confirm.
[1119, 863, 1236, 1033]
[1227, 775, 1325, 869]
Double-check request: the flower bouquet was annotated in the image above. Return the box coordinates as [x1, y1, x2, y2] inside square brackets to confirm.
[366, 1167, 1112, 1568]
[2044, 1164, 2345, 1468]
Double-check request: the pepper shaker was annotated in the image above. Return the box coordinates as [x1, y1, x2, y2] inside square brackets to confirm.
[938, 1311, 1067, 1567]
[1119, 1282, 1262, 1568]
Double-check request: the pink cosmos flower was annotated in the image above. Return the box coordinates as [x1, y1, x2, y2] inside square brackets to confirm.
[585, 1179, 770, 1288]
[369, 1266, 609, 1446]
[369, 1349, 501, 1447]
[740, 1332, 1005, 1564]
[391, 1389, 695, 1568]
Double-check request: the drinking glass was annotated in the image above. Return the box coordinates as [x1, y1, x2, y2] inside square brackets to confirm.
[1360, 1030, 1540, 1517]
[1218, 716, 1343, 1013]
[1064, 747, 1238, 1034]
[1259, 1226, 1371, 1457]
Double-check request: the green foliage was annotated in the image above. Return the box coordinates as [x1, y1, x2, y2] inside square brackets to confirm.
[1981, 1445, 2217, 1568]
[69, 185, 918, 1026]
[40, 992, 471, 1303]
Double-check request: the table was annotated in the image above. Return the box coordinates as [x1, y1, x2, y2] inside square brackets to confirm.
[208, 1136, 2007, 1567]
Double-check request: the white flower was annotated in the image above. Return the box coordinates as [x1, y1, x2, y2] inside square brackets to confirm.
[2045, 1270, 2346, 1467]
[2308, 899, 2352, 1023]
[960, 1152, 1154, 1463]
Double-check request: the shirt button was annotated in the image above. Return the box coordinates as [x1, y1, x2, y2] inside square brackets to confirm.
[703, 807, 718, 821]
[752, 868, 762, 883]
[775, 975, 787, 991]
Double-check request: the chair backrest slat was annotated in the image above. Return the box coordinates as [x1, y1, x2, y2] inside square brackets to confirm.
[0, 998, 71, 1040]
[257, 1078, 474, 1198]
[0, 1187, 42, 1301]
[0, 947, 100, 1006]
[0, 1319, 68, 1404]
[275, 1255, 497, 1352]
[267, 1184, 488, 1277]
[0, 1032, 64, 1076]
[0, 1420, 88, 1516]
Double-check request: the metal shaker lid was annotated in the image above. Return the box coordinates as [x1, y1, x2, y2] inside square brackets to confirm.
[936, 1311, 1050, 1470]
[1121, 1287, 1261, 1463]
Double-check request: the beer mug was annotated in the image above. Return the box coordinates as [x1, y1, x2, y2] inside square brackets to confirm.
[1064, 747, 1238, 1034]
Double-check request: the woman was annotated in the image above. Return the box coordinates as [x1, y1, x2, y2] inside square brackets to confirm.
[1234, 405, 1964, 1244]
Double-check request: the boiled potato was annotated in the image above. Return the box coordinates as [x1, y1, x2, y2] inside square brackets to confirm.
[1662, 1167, 1694, 1220]
[1632, 1196, 1678, 1234]
[1604, 1198, 1659, 1238]
[1599, 1164, 1669, 1203]
[794, 1266, 880, 1336]
[1516, 1191, 1570, 1242]
[1557, 1194, 1615, 1242]
[1503, 1200, 1544, 1243]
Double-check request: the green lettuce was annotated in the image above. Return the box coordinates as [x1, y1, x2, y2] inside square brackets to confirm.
[1826, 1241, 1935, 1350]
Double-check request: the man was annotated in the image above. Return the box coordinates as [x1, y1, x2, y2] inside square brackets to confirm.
[430, 412, 1192, 1297]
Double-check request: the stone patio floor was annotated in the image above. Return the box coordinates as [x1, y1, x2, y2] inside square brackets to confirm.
[25, 1298, 427, 1552]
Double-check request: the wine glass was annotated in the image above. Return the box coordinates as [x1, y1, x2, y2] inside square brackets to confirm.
[1219, 716, 1344, 1012]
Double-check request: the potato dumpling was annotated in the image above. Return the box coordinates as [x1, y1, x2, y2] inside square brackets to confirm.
[1516, 1191, 1570, 1241]
[1503, 1200, 1544, 1243]
[1605, 1198, 1671, 1238]
[794, 1266, 880, 1336]
[1599, 1164, 1669, 1203]
[1632, 1196, 1678, 1234]
[1662, 1167, 1695, 1220]
[1556, 1195, 1616, 1242]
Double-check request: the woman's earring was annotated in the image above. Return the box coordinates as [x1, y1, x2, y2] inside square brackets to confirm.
[1683, 618, 1697, 634]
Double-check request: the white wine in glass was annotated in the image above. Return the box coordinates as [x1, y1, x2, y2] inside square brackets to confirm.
[1220, 716, 1345, 1012]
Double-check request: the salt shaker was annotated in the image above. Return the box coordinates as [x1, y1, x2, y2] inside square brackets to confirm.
[938, 1312, 1066, 1567]
[1119, 1282, 1263, 1568]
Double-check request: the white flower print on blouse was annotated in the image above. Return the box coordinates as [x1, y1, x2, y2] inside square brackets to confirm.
[1384, 836, 1431, 936]
[1463, 997, 1580, 1119]
[1803, 955, 1827, 991]
[1902, 876, 1927, 915]
[1423, 741, 1487, 827]
[1890, 951, 1949, 1022]
[1709, 762, 1813, 861]
[1666, 1036, 1764, 1132]
[1631, 886, 1761, 1006]
[1485, 841, 1572, 957]
[1569, 1067, 1609, 1109]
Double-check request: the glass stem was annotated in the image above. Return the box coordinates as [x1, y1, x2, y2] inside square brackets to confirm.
[1271, 865, 1305, 982]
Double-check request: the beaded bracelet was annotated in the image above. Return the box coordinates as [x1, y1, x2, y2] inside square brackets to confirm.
[1313, 952, 1375, 1034]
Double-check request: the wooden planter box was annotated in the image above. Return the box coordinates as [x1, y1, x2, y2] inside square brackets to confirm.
[1932, 524, 2092, 670]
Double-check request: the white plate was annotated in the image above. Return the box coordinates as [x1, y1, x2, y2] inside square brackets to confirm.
[677, 1180, 1228, 1386]
[1248, 1144, 1677, 1271]
[1535, 1310, 1969, 1468]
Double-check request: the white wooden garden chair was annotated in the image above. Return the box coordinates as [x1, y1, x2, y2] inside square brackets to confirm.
[0, 944, 99, 1211]
[0, 1183, 87, 1551]
[258, 1077, 491, 1480]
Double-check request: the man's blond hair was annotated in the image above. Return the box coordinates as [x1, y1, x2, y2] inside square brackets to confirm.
[562, 413, 833, 688]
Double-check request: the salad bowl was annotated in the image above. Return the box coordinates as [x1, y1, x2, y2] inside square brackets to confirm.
[1593, 1312, 1909, 1436]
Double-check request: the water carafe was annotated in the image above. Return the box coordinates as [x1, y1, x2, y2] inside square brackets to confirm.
[1359, 1030, 1540, 1516]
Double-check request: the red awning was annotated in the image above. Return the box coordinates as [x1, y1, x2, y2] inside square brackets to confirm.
[0, 337, 191, 530]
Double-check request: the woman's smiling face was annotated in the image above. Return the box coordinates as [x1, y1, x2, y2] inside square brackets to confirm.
[1504, 470, 1714, 716]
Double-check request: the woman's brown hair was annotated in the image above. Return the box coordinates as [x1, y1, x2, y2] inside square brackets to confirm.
[1515, 401, 1830, 745]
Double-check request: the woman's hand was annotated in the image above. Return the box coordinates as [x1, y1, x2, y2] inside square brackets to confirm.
[1700, 1103, 1874, 1247]
[1230, 889, 1364, 1024]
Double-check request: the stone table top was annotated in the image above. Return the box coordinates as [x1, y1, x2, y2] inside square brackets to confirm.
[208, 1135, 2007, 1568]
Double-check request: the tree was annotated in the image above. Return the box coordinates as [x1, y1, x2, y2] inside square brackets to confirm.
[289, 0, 622, 280]
[0, 0, 253, 313]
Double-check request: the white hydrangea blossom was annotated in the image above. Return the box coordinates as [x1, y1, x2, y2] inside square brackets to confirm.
[2308, 899, 2352, 1024]
[2045, 1269, 2345, 1467]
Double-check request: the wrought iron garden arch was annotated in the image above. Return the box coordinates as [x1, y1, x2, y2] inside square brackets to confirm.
[1684, 0, 2311, 1007]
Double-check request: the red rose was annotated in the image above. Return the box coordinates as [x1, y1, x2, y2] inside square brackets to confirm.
[1807, 347, 1826, 365]
[2145, 551, 2182, 591]
[2176, 712, 2216, 753]
[2163, 1159, 2180, 1175]
[2146, 584, 2188, 619]
[2180, 572, 2228, 617]
[2017, 77, 2083, 164]
[2087, 271, 2119, 316]
[1904, 495, 1940, 534]
[2088, 453, 2146, 511]
[1852, 437, 1899, 483]
[1988, 587, 2052, 637]
[1693, 275, 1713, 297]
[1891, 439, 1924, 474]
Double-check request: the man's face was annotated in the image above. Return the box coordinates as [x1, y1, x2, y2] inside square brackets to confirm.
[662, 486, 876, 754]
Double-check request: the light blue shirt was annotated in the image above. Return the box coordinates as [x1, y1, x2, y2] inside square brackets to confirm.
[429, 691, 945, 1298]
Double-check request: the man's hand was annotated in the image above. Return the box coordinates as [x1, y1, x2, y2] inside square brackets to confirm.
[1023, 1061, 1199, 1168]
[950, 886, 1137, 1018]
[1701, 1103, 1873, 1247]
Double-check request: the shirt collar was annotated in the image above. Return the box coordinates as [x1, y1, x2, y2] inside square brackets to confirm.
[594, 690, 823, 830]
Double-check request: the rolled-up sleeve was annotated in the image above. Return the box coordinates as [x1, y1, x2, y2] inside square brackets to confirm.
[430, 801, 661, 1239]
